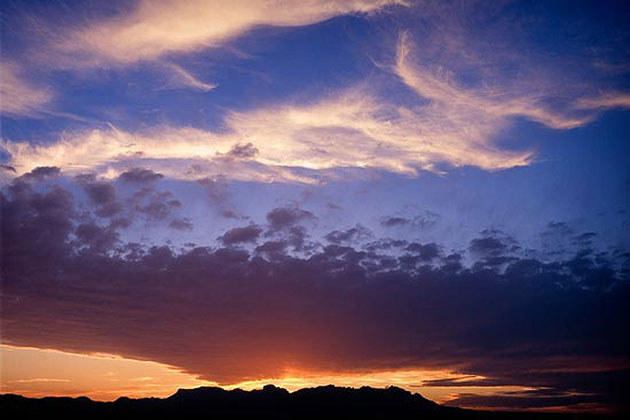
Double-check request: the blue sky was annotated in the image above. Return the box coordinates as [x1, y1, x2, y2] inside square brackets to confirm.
[1, 0, 629, 412]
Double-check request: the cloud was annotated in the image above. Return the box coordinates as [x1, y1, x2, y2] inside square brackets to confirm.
[169, 218, 194, 231]
[405, 242, 439, 261]
[469, 237, 507, 257]
[225, 143, 259, 160]
[74, 222, 119, 254]
[4, 0, 628, 184]
[4, 32, 629, 183]
[324, 225, 371, 244]
[575, 92, 630, 110]
[57, 0, 402, 66]
[0, 61, 52, 116]
[1, 181, 628, 411]
[118, 168, 164, 184]
[160, 62, 218, 92]
[18, 166, 61, 182]
[266, 206, 315, 230]
[219, 224, 263, 245]
[393, 30, 593, 149]
[79, 179, 122, 218]
[0, 86, 534, 183]
[380, 211, 439, 229]
[197, 176, 230, 203]
[132, 188, 182, 221]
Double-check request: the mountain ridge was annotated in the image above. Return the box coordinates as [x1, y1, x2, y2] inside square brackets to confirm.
[0, 385, 617, 419]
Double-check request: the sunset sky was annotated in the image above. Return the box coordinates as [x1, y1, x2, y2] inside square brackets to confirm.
[1, 0, 629, 413]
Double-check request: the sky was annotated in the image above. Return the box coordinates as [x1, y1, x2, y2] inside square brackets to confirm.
[1, 0, 629, 413]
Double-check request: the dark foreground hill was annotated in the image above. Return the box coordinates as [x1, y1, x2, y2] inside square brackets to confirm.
[0, 385, 618, 419]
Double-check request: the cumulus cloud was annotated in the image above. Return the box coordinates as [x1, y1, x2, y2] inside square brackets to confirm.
[1, 181, 628, 412]
[266, 206, 315, 230]
[169, 218, 194, 231]
[325, 225, 371, 244]
[219, 224, 263, 245]
[132, 188, 182, 221]
[380, 211, 439, 229]
[118, 168, 164, 184]
[226, 143, 259, 160]
[18, 166, 61, 182]
[80, 179, 122, 218]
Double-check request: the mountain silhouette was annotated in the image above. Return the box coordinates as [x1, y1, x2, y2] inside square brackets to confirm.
[0, 385, 617, 419]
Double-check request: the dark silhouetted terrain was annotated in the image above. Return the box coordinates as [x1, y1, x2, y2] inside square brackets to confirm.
[0, 385, 621, 419]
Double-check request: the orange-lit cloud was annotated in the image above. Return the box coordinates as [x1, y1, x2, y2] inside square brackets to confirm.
[1, 344, 534, 406]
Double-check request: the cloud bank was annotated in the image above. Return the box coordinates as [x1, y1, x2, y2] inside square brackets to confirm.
[1, 174, 628, 411]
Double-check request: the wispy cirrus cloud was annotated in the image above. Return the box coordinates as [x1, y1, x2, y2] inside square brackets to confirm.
[575, 92, 630, 110]
[3, 0, 403, 98]
[3, 2, 628, 183]
[158, 62, 218, 92]
[0, 61, 53, 116]
[56, 0, 403, 66]
[392, 30, 600, 135]
[4, 75, 625, 183]
[0, 85, 531, 183]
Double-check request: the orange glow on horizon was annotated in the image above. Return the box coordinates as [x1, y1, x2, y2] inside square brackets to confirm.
[1, 344, 535, 408]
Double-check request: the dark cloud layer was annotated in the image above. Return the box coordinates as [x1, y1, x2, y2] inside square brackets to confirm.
[1, 179, 629, 412]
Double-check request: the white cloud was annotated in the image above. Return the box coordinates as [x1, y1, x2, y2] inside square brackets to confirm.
[1, 83, 533, 184]
[59, 0, 403, 66]
[393, 31, 595, 134]
[160, 62, 218, 92]
[4, 17, 627, 184]
[575, 92, 630, 110]
[0, 61, 53, 116]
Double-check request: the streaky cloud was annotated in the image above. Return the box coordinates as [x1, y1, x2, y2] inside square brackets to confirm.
[0, 61, 53, 117]
[159, 62, 218, 92]
[56, 0, 404, 66]
[394, 31, 592, 133]
[575, 92, 630, 110]
[4, 73, 627, 183]
[0, 84, 533, 182]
